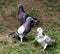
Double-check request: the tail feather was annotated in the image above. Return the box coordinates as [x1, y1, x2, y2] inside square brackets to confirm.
[9, 32, 15, 35]
[51, 39, 55, 43]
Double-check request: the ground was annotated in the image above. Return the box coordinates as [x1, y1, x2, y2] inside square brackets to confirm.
[0, 0, 60, 54]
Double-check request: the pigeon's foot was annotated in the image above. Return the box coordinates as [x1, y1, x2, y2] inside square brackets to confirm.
[41, 49, 47, 52]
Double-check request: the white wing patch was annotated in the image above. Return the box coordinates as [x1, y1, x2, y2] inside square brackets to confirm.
[17, 25, 25, 34]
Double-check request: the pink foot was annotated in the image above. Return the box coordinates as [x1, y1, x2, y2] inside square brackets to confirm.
[41, 49, 47, 52]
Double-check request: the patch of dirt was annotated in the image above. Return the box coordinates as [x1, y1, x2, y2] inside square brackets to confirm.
[0, 0, 60, 45]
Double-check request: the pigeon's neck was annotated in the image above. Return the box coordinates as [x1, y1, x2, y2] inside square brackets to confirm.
[24, 21, 31, 28]
[19, 7, 25, 12]
[18, 8, 25, 15]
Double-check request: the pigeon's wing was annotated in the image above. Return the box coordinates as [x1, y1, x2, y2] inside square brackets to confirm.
[44, 35, 52, 43]
[17, 25, 25, 34]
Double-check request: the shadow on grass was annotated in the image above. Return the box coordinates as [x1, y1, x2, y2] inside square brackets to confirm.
[46, 42, 57, 51]
[12, 35, 35, 43]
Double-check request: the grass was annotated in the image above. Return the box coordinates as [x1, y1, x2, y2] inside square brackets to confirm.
[0, 0, 17, 7]
[0, 27, 60, 54]
[28, 8, 39, 17]
[0, 25, 60, 54]
[47, 0, 57, 2]
[12, 36, 20, 43]
[0, 0, 60, 54]
[0, 9, 5, 14]
[10, 10, 17, 19]
[0, 39, 8, 45]
[44, 2, 54, 16]
[57, 7, 60, 12]
[0, 24, 7, 33]
[44, 1, 60, 16]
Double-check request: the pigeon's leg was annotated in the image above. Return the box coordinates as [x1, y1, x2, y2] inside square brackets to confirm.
[44, 44, 47, 50]
[42, 43, 48, 52]
[43, 44, 48, 51]
[21, 36, 23, 42]
[19, 35, 23, 42]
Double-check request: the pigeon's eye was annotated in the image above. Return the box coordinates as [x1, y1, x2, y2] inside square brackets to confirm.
[38, 29, 41, 31]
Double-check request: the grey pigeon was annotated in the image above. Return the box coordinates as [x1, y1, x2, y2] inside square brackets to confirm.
[17, 4, 40, 24]
[14, 17, 36, 42]
[36, 27, 55, 52]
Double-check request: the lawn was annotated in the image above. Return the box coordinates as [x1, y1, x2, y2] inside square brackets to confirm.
[0, 0, 60, 54]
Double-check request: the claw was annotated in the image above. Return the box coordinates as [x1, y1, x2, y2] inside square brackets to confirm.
[41, 49, 47, 52]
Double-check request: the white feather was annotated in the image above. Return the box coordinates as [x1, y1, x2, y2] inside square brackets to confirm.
[36, 27, 55, 51]
[17, 25, 25, 34]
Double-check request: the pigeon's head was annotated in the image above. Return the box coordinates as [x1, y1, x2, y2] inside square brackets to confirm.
[18, 4, 24, 11]
[18, 4, 23, 8]
[26, 17, 35, 23]
[26, 17, 39, 25]
[37, 27, 43, 35]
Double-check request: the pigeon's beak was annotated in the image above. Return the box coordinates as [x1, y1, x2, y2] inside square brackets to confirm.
[34, 20, 40, 25]
[37, 20, 40, 22]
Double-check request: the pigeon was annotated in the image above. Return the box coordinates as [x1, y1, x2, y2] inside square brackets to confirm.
[13, 17, 37, 42]
[17, 4, 40, 24]
[36, 27, 55, 52]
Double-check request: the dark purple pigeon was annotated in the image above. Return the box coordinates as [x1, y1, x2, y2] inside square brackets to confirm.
[14, 17, 36, 42]
[17, 4, 40, 24]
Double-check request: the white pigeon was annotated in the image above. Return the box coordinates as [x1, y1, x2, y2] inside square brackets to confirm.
[36, 27, 55, 51]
